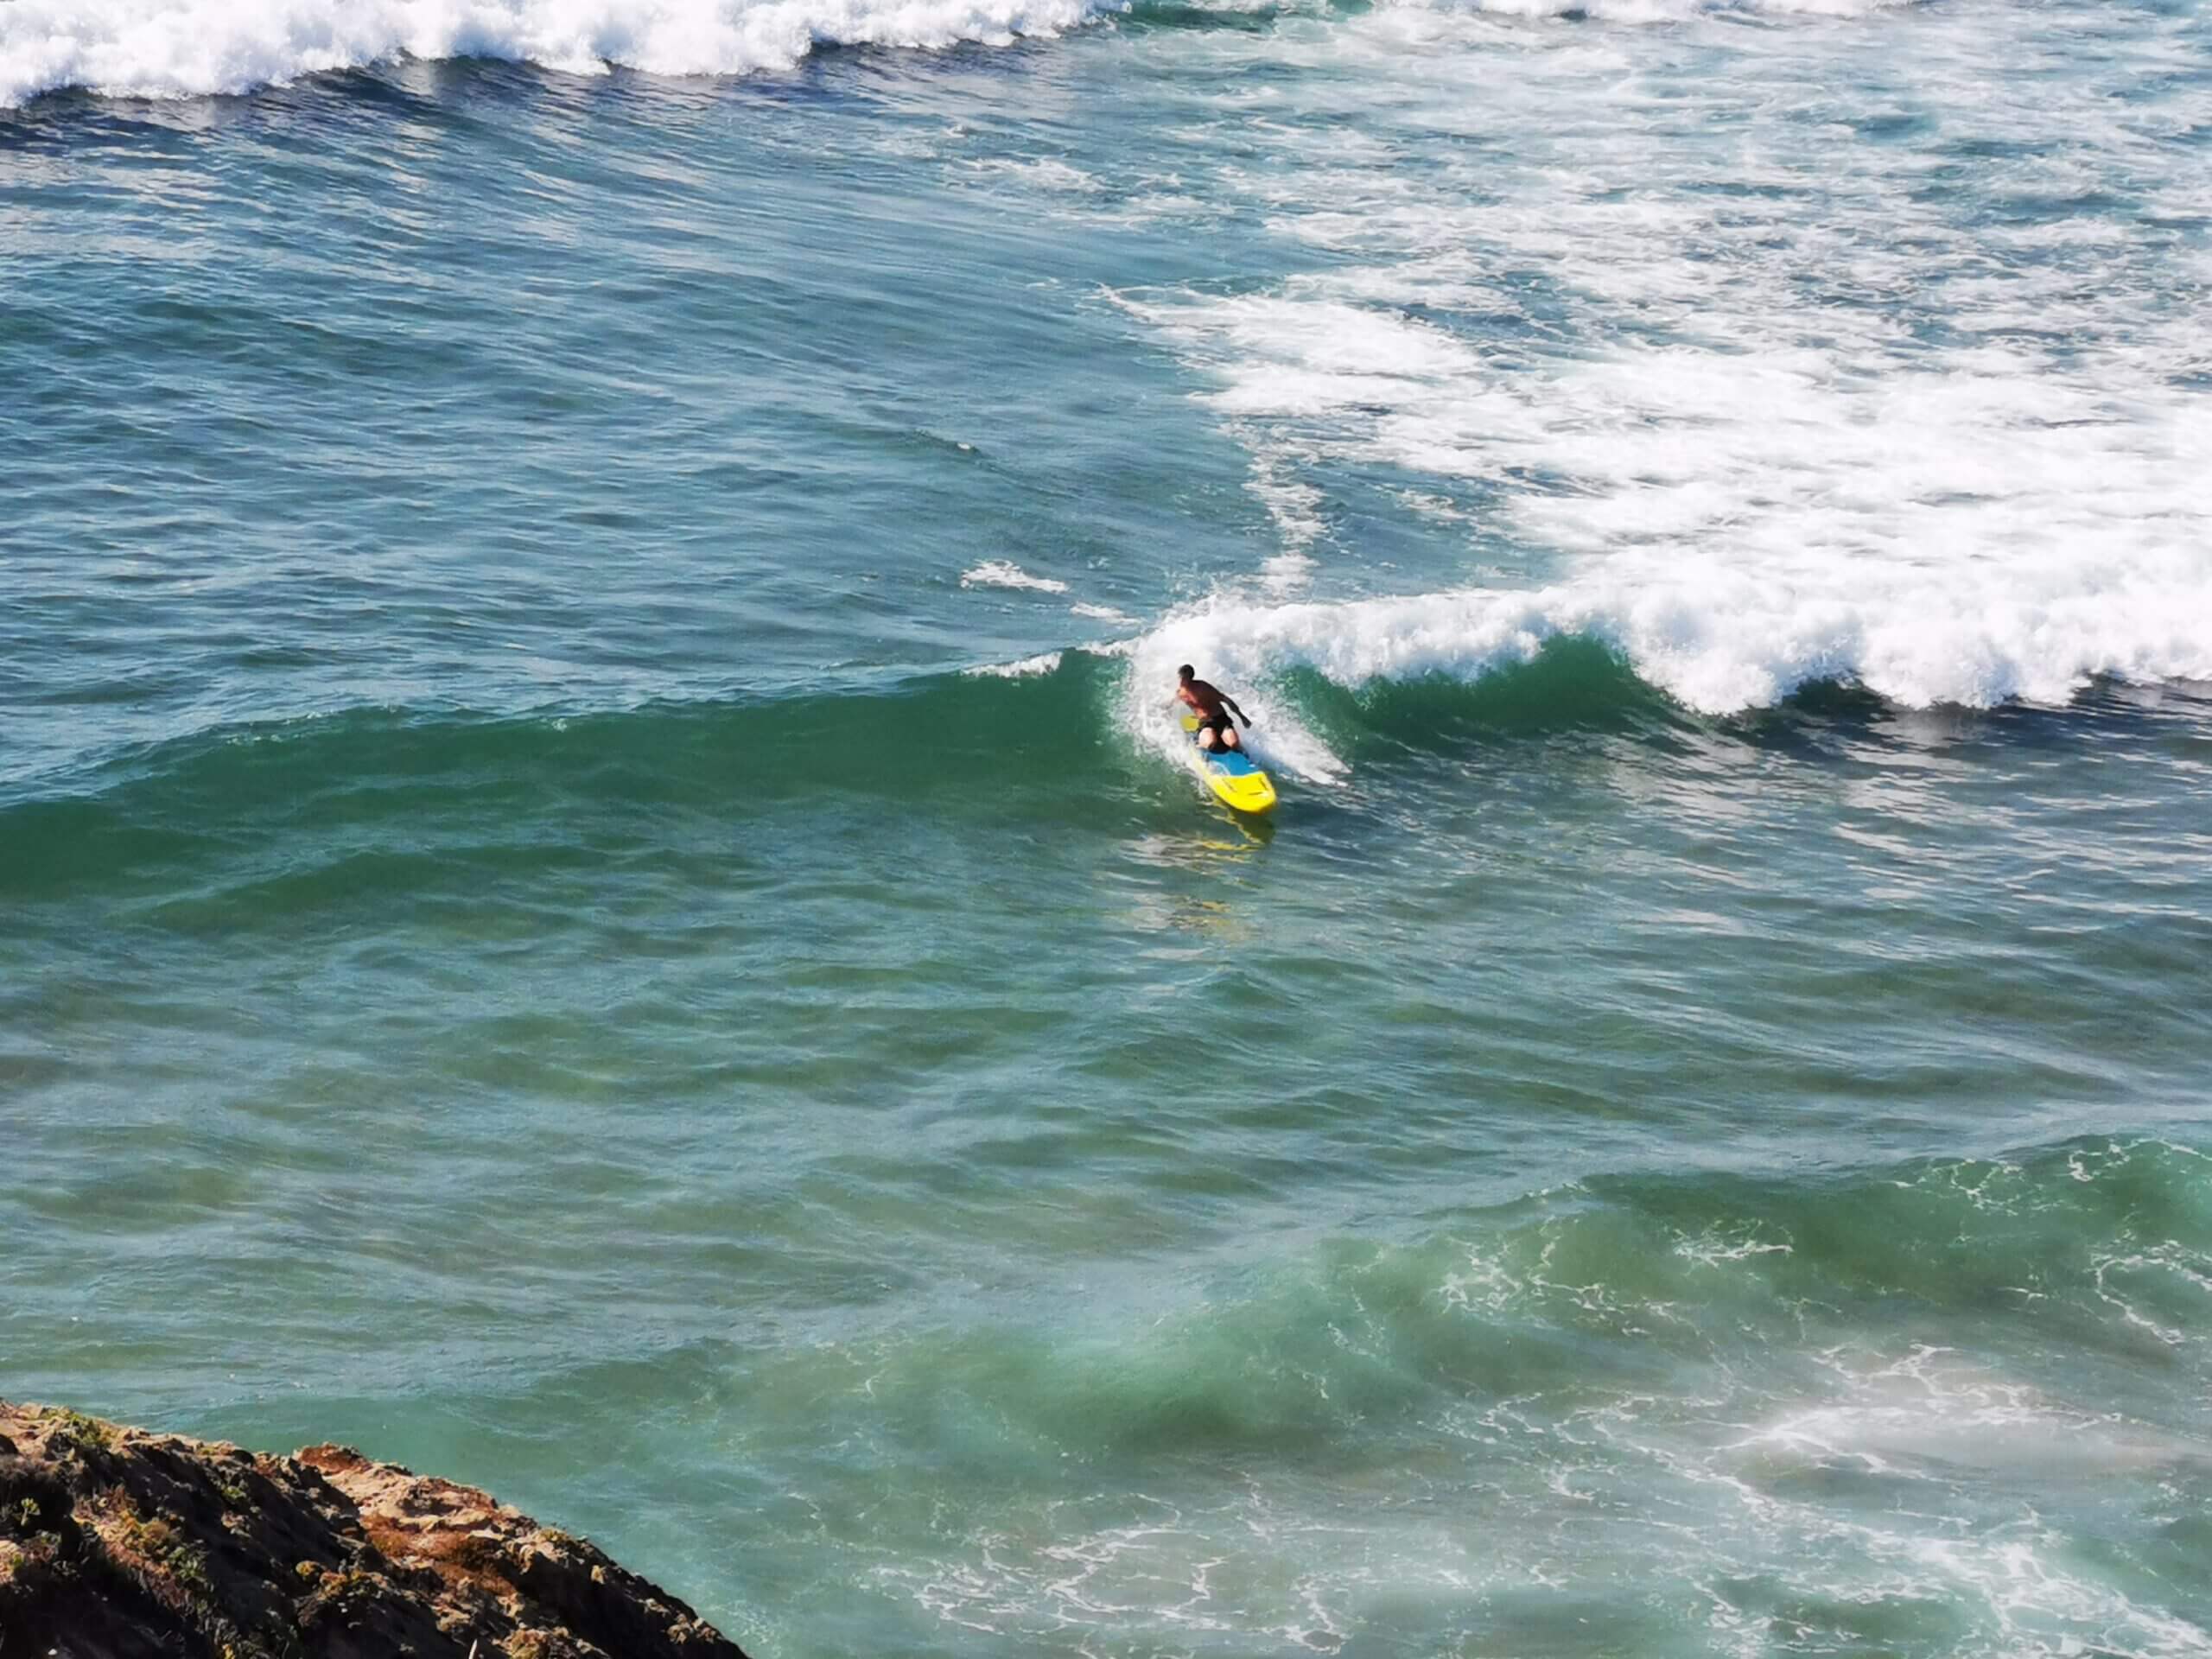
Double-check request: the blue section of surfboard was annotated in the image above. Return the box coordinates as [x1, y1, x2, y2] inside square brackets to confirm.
[1181, 716, 1278, 815]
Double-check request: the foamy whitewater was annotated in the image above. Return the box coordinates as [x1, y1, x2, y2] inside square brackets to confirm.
[7, 0, 2211, 1656]
[1098, 0, 2212, 760]
[0, 0, 1101, 106]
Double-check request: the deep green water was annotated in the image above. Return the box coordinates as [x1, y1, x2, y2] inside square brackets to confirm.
[5, 0, 2212, 1652]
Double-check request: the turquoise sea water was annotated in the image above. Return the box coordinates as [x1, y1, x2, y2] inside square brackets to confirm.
[5, 0, 2212, 1652]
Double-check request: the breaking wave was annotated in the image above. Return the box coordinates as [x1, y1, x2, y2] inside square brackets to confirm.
[0, 0, 1947, 110]
[11, 598, 2208, 898]
[1112, 558, 2212, 786]
[561, 1138, 2212, 1659]
[0, 0, 1103, 109]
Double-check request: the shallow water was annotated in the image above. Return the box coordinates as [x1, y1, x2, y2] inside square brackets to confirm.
[5, 0, 2212, 1653]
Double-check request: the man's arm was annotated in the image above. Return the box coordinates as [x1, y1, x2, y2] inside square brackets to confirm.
[1223, 695, 1250, 725]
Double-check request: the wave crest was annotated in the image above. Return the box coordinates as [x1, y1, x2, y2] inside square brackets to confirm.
[1116, 550, 2212, 784]
[0, 0, 1104, 108]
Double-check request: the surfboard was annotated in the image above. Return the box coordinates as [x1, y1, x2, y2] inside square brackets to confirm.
[1182, 715, 1278, 815]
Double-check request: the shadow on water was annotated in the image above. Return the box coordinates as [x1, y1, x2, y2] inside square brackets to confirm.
[1732, 672, 2212, 766]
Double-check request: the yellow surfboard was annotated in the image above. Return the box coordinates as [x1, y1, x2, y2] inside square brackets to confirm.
[1182, 716, 1278, 815]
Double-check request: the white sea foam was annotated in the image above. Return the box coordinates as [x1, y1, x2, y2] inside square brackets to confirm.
[1691, 1350, 2212, 1656]
[1259, 549, 1315, 594]
[0, 0, 1103, 107]
[964, 649, 1063, 677]
[1116, 280, 2212, 733]
[1344, 558, 2184, 711]
[965, 156, 1103, 193]
[960, 559, 1071, 594]
[1116, 547, 2212, 783]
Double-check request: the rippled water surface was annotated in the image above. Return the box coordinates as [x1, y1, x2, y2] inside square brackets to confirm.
[5, 0, 2212, 1653]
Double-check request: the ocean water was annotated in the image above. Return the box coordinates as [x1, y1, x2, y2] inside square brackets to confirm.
[5, 0, 2212, 1653]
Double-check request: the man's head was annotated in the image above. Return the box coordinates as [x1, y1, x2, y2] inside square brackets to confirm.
[1178, 664, 1195, 683]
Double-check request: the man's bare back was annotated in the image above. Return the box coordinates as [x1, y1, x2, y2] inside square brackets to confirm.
[1174, 664, 1249, 753]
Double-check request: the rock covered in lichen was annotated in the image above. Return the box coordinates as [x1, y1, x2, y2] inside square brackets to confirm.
[0, 1401, 750, 1659]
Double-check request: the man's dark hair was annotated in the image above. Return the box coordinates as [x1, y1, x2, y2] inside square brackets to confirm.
[1178, 664, 1195, 679]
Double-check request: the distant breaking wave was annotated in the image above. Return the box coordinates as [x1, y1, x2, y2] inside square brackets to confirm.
[0, 0, 1103, 108]
[1, 0, 1926, 109]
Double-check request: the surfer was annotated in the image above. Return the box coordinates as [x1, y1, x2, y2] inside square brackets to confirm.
[1174, 664, 1251, 753]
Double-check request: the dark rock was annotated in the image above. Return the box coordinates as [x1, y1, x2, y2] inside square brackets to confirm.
[0, 1401, 752, 1659]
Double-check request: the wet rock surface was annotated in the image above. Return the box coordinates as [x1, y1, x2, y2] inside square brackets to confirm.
[0, 1401, 751, 1659]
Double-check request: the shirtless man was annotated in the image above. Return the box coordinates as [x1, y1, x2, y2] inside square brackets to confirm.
[1173, 664, 1251, 753]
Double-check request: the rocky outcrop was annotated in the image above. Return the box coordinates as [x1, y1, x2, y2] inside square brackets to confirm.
[0, 1402, 751, 1659]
